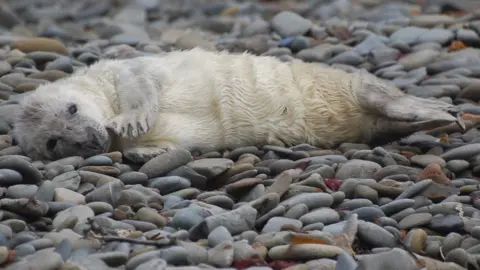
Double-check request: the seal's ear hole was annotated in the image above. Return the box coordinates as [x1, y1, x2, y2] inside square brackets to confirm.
[67, 103, 77, 115]
[46, 138, 57, 151]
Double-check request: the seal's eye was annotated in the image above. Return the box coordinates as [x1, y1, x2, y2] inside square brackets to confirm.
[68, 104, 77, 115]
[46, 139, 57, 151]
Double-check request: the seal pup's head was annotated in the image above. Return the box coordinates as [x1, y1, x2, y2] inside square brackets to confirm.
[14, 80, 111, 161]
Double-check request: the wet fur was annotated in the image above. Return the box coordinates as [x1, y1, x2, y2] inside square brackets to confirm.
[14, 48, 455, 161]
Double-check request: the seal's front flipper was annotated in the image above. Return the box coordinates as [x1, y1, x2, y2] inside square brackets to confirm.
[106, 61, 160, 139]
[107, 110, 155, 138]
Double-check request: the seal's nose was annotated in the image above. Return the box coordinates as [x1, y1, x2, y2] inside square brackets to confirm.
[85, 127, 104, 150]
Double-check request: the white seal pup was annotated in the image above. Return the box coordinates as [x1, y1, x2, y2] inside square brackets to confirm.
[13, 48, 464, 162]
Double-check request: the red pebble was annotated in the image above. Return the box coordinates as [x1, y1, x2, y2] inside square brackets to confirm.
[324, 178, 342, 191]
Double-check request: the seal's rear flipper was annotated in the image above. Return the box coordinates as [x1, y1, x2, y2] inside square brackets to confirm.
[354, 70, 463, 144]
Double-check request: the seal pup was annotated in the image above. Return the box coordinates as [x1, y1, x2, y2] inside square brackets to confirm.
[13, 48, 464, 162]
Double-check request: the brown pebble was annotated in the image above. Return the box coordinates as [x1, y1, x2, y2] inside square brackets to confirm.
[100, 151, 123, 163]
[418, 163, 451, 185]
[28, 70, 69, 82]
[409, 229, 428, 254]
[14, 82, 39, 93]
[11, 37, 69, 55]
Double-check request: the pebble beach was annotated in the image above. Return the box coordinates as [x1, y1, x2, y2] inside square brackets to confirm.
[2, 0, 480, 269]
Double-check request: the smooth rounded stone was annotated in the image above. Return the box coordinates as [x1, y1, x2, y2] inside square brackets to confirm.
[0, 168, 22, 186]
[169, 208, 206, 231]
[148, 176, 191, 195]
[186, 158, 234, 179]
[354, 184, 378, 203]
[446, 160, 470, 173]
[7, 249, 63, 269]
[335, 159, 381, 180]
[6, 184, 37, 199]
[53, 238, 72, 262]
[410, 154, 446, 168]
[265, 171, 293, 198]
[2, 219, 27, 233]
[390, 207, 416, 222]
[0, 155, 42, 184]
[85, 179, 124, 206]
[61, 255, 110, 270]
[47, 155, 84, 168]
[116, 189, 148, 207]
[351, 206, 386, 222]
[337, 198, 373, 210]
[79, 155, 113, 167]
[270, 11, 312, 38]
[458, 82, 480, 102]
[43, 56, 73, 74]
[135, 207, 166, 228]
[357, 221, 396, 248]
[379, 199, 415, 216]
[28, 69, 68, 82]
[52, 205, 94, 230]
[445, 248, 469, 268]
[328, 51, 363, 66]
[78, 165, 120, 177]
[119, 171, 148, 185]
[441, 144, 480, 161]
[208, 226, 233, 248]
[398, 213, 433, 230]
[262, 217, 302, 234]
[15, 242, 36, 257]
[299, 208, 339, 226]
[283, 203, 309, 219]
[207, 240, 234, 267]
[376, 216, 398, 228]
[45, 164, 75, 181]
[54, 187, 85, 204]
[280, 193, 333, 210]
[395, 179, 433, 199]
[429, 215, 464, 233]
[135, 258, 167, 270]
[11, 38, 68, 55]
[166, 165, 208, 190]
[28, 238, 54, 251]
[355, 248, 422, 270]
[203, 195, 234, 209]
[125, 247, 189, 270]
[268, 159, 297, 175]
[268, 244, 343, 261]
[404, 228, 428, 254]
[398, 49, 440, 71]
[86, 202, 113, 215]
[373, 165, 421, 181]
[138, 149, 192, 178]
[192, 205, 257, 239]
[442, 232, 464, 254]
[90, 251, 128, 267]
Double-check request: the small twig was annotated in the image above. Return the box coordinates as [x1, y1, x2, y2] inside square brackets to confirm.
[439, 246, 445, 261]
